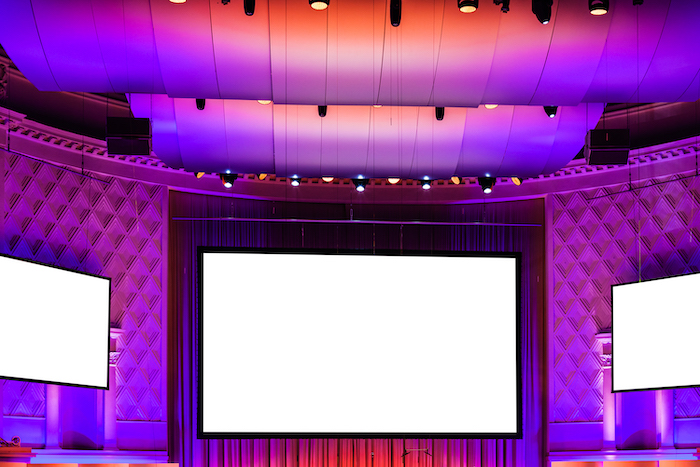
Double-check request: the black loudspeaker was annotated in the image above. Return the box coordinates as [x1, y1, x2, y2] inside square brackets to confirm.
[106, 117, 151, 156]
[585, 129, 630, 165]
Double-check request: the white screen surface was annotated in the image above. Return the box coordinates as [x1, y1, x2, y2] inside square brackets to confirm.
[0, 255, 110, 389]
[201, 251, 519, 437]
[613, 273, 700, 392]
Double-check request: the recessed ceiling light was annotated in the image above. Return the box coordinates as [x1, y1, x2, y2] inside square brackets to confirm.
[322, 177, 334, 183]
[484, 104, 498, 110]
[257, 100, 272, 105]
[458, 0, 478, 13]
[589, 0, 608, 15]
[387, 178, 401, 185]
[310, 0, 329, 10]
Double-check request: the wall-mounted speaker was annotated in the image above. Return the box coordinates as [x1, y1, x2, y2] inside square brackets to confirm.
[106, 117, 151, 156]
[585, 129, 630, 165]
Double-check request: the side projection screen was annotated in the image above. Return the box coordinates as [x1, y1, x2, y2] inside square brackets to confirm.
[0, 254, 111, 389]
[612, 272, 700, 393]
[199, 249, 521, 438]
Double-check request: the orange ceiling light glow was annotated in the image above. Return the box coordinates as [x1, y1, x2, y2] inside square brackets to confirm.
[322, 177, 334, 183]
[484, 104, 498, 109]
[258, 173, 268, 180]
[373, 105, 382, 108]
[310, 0, 329, 11]
[450, 176, 462, 185]
[387, 178, 401, 185]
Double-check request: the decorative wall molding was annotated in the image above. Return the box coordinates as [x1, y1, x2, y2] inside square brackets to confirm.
[2, 104, 700, 204]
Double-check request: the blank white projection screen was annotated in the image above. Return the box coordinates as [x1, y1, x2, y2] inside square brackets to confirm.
[201, 251, 519, 437]
[613, 273, 700, 392]
[0, 255, 110, 389]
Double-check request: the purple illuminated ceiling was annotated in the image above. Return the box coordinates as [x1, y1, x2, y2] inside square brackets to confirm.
[1, 0, 698, 178]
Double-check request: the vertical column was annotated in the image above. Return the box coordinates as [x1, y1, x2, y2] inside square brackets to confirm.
[656, 389, 674, 448]
[45, 384, 61, 448]
[104, 328, 123, 450]
[596, 332, 615, 450]
[0, 380, 4, 439]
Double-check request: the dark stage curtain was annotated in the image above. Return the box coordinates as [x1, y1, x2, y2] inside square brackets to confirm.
[167, 191, 546, 467]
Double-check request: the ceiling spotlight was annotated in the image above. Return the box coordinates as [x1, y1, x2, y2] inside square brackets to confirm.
[318, 105, 327, 117]
[387, 177, 401, 185]
[458, 0, 478, 13]
[532, 0, 553, 24]
[421, 178, 432, 190]
[310, 0, 329, 10]
[322, 177, 335, 183]
[544, 106, 558, 118]
[511, 176, 523, 186]
[352, 178, 369, 192]
[220, 173, 237, 188]
[290, 177, 301, 187]
[373, 104, 382, 108]
[589, 0, 608, 15]
[451, 176, 462, 185]
[195, 172, 205, 179]
[196, 99, 206, 110]
[435, 107, 445, 121]
[494, 0, 510, 12]
[484, 104, 498, 109]
[169, 0, 186, 3]
[244, 0, 255, 15]
[390, 0, 401, 26]
[258, 173, 268, 180]
[257, 99, 272, 105]
[478, 177, 496, 194]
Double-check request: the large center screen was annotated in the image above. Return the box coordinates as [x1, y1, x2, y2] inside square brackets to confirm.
[199, 249, 521, 438]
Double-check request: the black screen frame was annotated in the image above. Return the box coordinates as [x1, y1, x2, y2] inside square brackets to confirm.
[197, 247, 523, 439]
[0, 252, 111, 390]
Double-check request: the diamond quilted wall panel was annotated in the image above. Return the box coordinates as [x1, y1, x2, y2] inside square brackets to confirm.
[552, 174, 700, 422]
[1, 152, 166, 421]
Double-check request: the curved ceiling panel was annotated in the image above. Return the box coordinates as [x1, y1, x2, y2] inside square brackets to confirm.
[529, 0, 611, 106]
[481, 0, 557, 105]
[583, 0, 669, 103]
[2, 0, 699, 106]
[0, 0, 60, 91]
[432, 0, 501, 107]
[210, 0, 273, 100]
[129, 93, 183, 169]
[31, 0, 113, 92]
[132, 97, 600, 179]
[636, 0, 700, 103]
[150, 0, 219, 98]
[92, 0, 166, 94]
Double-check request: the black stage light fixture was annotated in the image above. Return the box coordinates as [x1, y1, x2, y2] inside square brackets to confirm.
[222, 0, 230, 3]
[544, 106, 558, 118]
[589, 0, 609, 15]
[532, 0, 553, 23]
[478, 177, 496, 194]
[436, 107, 445, 121]
[390, 0, 401, 26]
[494, 0, 509, 12]
[220, 173, 237, 188]
[318, 105, 327, 117]
[291, 177, 301, 187]
[196, 99, 206, 110]
[458, 0, 478, 13]
[244, 0, 255, 15]
[544, 105, 558, 118]
[632, 0, 643, 4]
[421, 178, 432, 190]
[352, 178, 369, 192]
[310, 0, 329, 10]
